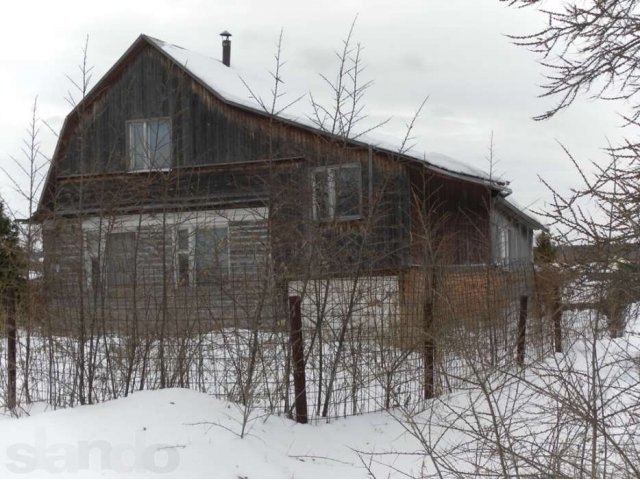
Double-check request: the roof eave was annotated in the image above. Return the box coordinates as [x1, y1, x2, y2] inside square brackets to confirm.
[498, 197, 545, 230]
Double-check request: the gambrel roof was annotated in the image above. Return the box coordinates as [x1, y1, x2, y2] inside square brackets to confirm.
[37, 33, 542, 229]
[143, 35, 502, 185]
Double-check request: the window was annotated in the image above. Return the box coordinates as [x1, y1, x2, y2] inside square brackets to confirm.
[195, 226, 229, 284]
[84, 231, 101, 289]
[175, 225, 230, 286]
[497, 226, 511, 262]
[312, 164, 361, 220]
[105, 232, 136, 287]
[81, 211, 242, 291]
[176, 228, 190, 286]
[127, 118, 171, 171]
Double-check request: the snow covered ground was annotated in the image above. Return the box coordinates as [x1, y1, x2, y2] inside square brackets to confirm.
[0, 388, 425, 478]
[1, 308, 639, 478]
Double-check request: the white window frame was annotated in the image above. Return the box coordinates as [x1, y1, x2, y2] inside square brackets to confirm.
[83, 220, 139, 290]
[174, 221, 231, 287]
[497, 226, 511, 262]
[312, 163, 362, 221]
[126, 117, 172, 172]
[81, 208, 266, 288]
[176, 227, 191, 286]
[84, 230, 103, 290]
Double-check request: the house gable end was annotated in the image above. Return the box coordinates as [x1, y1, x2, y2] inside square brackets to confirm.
[36, 36, 296, 217]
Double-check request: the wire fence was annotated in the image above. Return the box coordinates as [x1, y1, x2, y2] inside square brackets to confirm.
[0, 262, 558, 421]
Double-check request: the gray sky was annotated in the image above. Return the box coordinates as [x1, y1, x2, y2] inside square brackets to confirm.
[0, 0, 629, 222]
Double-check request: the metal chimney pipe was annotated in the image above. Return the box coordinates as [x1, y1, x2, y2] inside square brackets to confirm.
[220, 30, 232, 67]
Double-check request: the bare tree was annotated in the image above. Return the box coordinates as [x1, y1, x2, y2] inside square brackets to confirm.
[503, 0, 640, 121]
[1, 97, 49, 405]
[361, 4, 640, 477]
[309, 16, 390, 141]
[502, 0, 640, 336]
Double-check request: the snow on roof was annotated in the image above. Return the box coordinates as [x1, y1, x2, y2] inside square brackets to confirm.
[423, 151, 493, 181]
[146, 36, 500, 185]
[500, 195, 545, 230]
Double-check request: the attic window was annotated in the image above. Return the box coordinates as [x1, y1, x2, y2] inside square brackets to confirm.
[312, 163, 362, 220]
[127, 118, 171, 171]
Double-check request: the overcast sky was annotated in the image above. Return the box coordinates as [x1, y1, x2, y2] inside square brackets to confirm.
[0, 0, 630, 221]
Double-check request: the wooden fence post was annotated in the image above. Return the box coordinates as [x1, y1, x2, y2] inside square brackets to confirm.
[6, 287, 17, 410]
[553, 286, 563, 353]
[517, 295, 528, 366]
[423, 295, 435, 399]
[288, 296, 308, 423]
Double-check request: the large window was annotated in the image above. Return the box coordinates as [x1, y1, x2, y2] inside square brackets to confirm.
[81, 212, 240, 290]
[312, 164, 362, 220]
[105, 232, 137, 287]
[85, 231, 101, 289]
[127, 118, 171, 171]
[176, 225, 230, 286]
[83, 230, 137, 289]
[176, 228, 191, 286]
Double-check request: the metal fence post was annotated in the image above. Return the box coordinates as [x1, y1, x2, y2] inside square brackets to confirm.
[553, 286, 563, 353]
[6, 287, 17, 410]
[288, 295, 308, 423]
[423, 295, 435, 399]
[517, 295, 528, 366]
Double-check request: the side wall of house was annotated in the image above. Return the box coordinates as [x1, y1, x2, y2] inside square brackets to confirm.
[491, 204, 534, 264]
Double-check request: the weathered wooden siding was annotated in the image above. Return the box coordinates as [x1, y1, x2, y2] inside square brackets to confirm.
[228, 218, 270, 274]
[41, 211, 272, 332]
[49, 164, 276, 215]
[42, 218, 84, 286]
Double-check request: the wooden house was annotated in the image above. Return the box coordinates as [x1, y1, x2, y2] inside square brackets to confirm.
[35, 34, 542, 333]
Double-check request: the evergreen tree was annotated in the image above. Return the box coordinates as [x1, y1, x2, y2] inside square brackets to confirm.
[533, 231, 556, 265]
[0, 201, 23, 298]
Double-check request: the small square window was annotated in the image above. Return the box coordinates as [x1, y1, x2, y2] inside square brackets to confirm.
[312, 164, 362, 220]
[127, 118, 171, 171]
